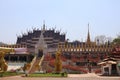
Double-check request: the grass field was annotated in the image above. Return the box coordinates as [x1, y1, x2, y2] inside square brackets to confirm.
[0, 71, 22, 77]
[0, 72, 67, 77]
[28, 73, 67, 77]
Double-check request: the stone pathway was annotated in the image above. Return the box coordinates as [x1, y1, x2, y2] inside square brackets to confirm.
[68, 73, 99, 77]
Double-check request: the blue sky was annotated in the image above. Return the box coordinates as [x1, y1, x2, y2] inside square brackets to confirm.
[0, 0, 120, 44]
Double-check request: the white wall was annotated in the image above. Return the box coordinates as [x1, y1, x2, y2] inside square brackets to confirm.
[7, 62, 25, 71]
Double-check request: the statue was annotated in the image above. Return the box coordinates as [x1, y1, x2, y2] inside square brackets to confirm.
[0, 51, 8, 72]
[23, 63, 31, 72]
[55, 50, 62, 73]
[0, 48, 14, 72]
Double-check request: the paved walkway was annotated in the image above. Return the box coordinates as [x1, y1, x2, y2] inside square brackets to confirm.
[68, 73, 99, 77]
[0, 73, 120, 80]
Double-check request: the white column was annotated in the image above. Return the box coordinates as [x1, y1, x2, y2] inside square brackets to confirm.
[102, 66, 104, 74]
[117, 62, 120, 75]
[109, 64, 111, 75]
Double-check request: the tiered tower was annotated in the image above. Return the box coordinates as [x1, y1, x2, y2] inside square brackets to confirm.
[16, 23, 65, 54]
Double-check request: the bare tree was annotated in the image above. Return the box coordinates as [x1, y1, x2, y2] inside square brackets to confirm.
[95, 35, 106, 45]
[106, 37, 113, 43]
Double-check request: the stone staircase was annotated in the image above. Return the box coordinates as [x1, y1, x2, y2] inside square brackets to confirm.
[28, 55, 44, 74]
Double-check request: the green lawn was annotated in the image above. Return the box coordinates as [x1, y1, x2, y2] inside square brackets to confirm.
[28, 73, 67, 77]
[0, 71, 22, 77]
[0, 72, 67, 77]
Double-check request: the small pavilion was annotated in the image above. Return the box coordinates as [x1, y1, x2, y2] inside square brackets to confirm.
[98, 46, 120, 76]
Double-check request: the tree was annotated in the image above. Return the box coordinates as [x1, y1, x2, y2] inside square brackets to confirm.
[95, 35, 106, 45]
[106, 37, 113, 43]
[112, 32, 120, 45]
[112, 37, 120, 45]
[95, 35, 113, 45]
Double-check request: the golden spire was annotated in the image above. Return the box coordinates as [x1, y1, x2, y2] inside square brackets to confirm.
[87, 23, 91, 45]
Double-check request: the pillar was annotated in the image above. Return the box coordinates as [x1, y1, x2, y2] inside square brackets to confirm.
[102, 66, 104, 74]
[17, 56, 19, 62]
[8, 56, 10, 62]
[26, 56, 28, 62]
[109, 64, 111, 75]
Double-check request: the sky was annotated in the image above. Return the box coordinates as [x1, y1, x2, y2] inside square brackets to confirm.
[0, 0, 120, 44]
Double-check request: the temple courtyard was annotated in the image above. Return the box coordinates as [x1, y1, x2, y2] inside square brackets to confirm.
[0, 73, 119, 80]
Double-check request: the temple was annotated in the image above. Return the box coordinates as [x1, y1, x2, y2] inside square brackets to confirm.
[57, 24, 112, 73]
[1, 23, 120, 74]
[16, 23, 65, 54]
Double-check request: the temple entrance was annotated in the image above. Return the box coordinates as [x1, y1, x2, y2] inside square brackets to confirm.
[111, 64, 117, 75]
[38, 49, 43, 57]
[104, 67, 109, 75]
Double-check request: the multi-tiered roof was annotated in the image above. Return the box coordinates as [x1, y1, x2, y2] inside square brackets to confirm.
[16, 23, 65, 53]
